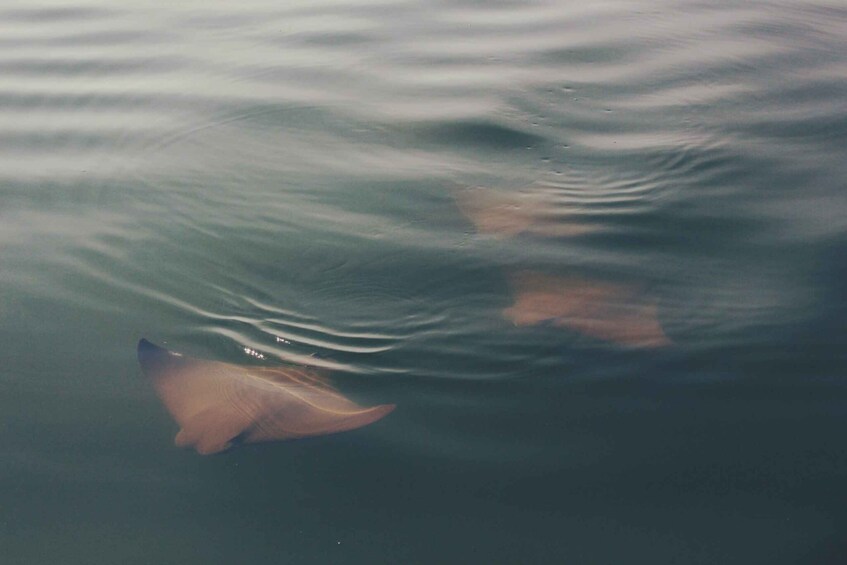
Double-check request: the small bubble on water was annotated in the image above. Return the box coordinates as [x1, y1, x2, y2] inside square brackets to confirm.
[243, 347, 266, 360]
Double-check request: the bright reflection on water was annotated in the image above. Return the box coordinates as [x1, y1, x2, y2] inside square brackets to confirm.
[1, 0, 847, 563]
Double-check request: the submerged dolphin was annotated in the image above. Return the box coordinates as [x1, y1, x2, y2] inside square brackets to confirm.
[137, 339, 395, 454]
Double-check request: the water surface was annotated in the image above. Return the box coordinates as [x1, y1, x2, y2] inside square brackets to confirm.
[2, 0, 847, 563]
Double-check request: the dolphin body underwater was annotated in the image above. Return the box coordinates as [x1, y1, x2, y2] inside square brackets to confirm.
[137, 339, 395, 454]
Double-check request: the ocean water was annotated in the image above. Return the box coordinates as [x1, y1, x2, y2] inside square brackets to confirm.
[2, 0, 847, 563]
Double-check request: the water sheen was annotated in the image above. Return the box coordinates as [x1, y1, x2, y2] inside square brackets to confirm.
[2, 0, 847, 563]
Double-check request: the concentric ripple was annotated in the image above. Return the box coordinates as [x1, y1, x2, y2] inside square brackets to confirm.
[1, 0, 846, 451]
[2, 2, 847, 562]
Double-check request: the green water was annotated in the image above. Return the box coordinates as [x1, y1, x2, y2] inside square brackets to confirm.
[2, 0, 847, 563]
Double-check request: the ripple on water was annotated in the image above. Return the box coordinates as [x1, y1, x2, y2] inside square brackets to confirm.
[1, 5, 847, 564]
[1, 0, 845, 385]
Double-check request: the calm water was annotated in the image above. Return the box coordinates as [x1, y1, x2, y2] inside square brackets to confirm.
[2, 0, 847, 562]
